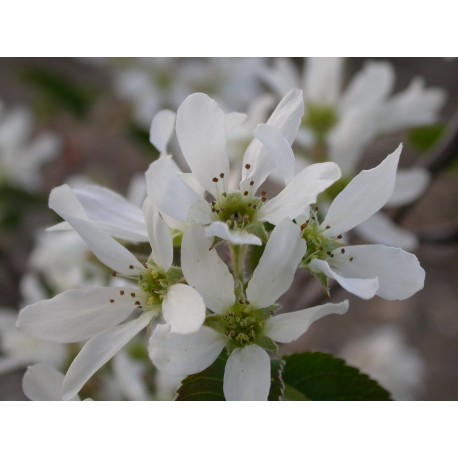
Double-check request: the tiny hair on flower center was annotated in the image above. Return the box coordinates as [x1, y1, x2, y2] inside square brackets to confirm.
[211, 191, 262, 230]
[138, 263, 183, 311]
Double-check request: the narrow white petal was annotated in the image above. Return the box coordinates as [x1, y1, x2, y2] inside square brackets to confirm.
[149, 109, 176, 155]
[266, 300, 349, 343]
[378, 78, 446, 133]
[72, 184, 148, 242]
[146, 156, 203, 222]
[204, 221, 262, 246]
[253, 123, 295, 184]
[355, 212, 418, 251]
[23, 364, 79, 401]
[340, 61, 394, 112]
[62, 311, 155, 400]
[247, 219, 307, 308]
[304, 57, 344, 105]
[329, 245, 425, 300]
[240, 88, 304, 193]
[310, 258, 379, 300]
[49, 184, 87, 220]
[322, 144, 402, 238]
[223, 345, 271, 401]
[162, 284, 206, 334]
[149, 324, 226, 377]
[182, 225, 235, 313]
[17, 287, 139, 343]
[258, 162, 341, 225]
[176, 93, 229, 196]
[54, 212, 144, 275]
[387, 168, 430, 207]
[143, 198, 173, 272]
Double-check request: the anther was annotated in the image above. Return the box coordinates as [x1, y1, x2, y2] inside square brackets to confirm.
[129, 265, 134, 270]
[220, 172, 225, 178]
[135, 301, 141, 306]
[261, 197, 267, 202]
[131, 292, 136, 297]
[325, 225, 331, 229]
[300, 223, 307, 231]
[341, 248, 345, 254]
[120, 290, 125, 296]
[112, 272, 117, 277]
[212, 177, 219, 183]
[243, 191, 248, 196]
[109, 299, 114, 303]
[222, 192, 227, 197]
[250, 180, 254, 186]
[349, 257, 354, 262]
[315, 206, 319, 211]
[337, 234, 342, 239]
[261, 191, 266, 196]
[245, 164, 251, 169]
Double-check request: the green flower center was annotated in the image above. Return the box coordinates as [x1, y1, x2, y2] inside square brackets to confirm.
[301, 209, 341, 265]
[138, 263, 183, 311]
[303, 104, 338, 142]
[205, 301, 277, 352]
[212, 192, 262, 230]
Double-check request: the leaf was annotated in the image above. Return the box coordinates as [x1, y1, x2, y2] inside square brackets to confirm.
[408, 125, 446, 153]
[282, 352, 391, 401]
[175, 350, 285, 401]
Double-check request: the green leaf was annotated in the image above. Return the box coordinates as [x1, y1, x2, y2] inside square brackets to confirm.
[175, 350, 285, 401]
[408, 125, 446, 153]
[282, 352, 392, 401]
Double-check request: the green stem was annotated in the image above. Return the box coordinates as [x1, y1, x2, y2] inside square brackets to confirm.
[230, 244, 248, 296]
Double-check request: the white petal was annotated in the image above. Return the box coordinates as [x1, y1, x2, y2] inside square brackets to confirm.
[340, 61, 394, 112]
[310, 258, 379, 300]
[304, 57, 344, 105]
[17, 287, 139, 343]
[354, 212, 419, 251]
[327, 107, 379, 175]
[52, 211, 144, 275]
[72, 184, 148, 242]
[62, 311, 155, 400]
[247, 219, 307, 308]
[149, 109, 176, 155]
[253, 123, 295, 184]
[127, 173, 147, 207]
[48, 184, 87, 220]
[259, 57, 301, 96]
[240, 88, 304, 193]
[176, 93, 229, 196]
[378, 78, 446, 133]
[181, 224, 235, 313]
[112, 351, 149, 401]
[258, 162, 341, 225]
[223, 345, 270, 401]
[322, 144, 402, 237]
[148, 324, 226, 377]
[225, 112, 247, 134]
[23, 364, 79, 401]
[162, 284, 206, 334]
[387, 168, 430, 207]
[146, 155, 203, 222]
[266, 300, 349, 343]
[204, 221, 262, 246]
[142, 198, 173, 272]
[329, 245, 425, 300]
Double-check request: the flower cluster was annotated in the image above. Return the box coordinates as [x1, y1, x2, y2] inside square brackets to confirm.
[16, 89, 425, 401]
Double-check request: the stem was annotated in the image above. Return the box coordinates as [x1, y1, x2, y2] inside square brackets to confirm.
[230, 244, 248, 297]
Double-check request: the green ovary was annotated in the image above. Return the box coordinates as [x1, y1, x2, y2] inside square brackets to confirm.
[301, 217, 341, 265]
[212, 192, 261, 230]
[303, 104, 338, 141]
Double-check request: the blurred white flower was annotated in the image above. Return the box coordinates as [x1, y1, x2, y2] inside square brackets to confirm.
[112, 57, 267, 127]
[340, 325, 425, 400]
[0, 104, 61, 191]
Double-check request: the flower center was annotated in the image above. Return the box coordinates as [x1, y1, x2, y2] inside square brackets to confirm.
[138, 263, 183, 311]
[303, 103, 338, 142]
[212, 191, 262, 230]
[301, 208, 341, 265]
[205, 301, 277, 352]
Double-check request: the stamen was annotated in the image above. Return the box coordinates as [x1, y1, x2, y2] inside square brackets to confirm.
[109, 299, 114, 303]
[245, 163, 251, 170]
[212, 177, 219, 183]
[219, 172, 225, 178]
[120, 290, 125, 296]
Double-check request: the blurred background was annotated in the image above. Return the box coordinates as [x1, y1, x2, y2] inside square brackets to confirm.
[0, 57, 457, 400]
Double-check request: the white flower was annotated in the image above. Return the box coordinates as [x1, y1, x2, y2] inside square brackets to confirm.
[146, 91, 341, 246]
[148, 219, 349, 401]
[17, 186, 206, 400]
[301, 145, 425, 300]
[340, 325, 425, 400]
[260, 58, 444, 249]
[0, 104, 60, 191]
